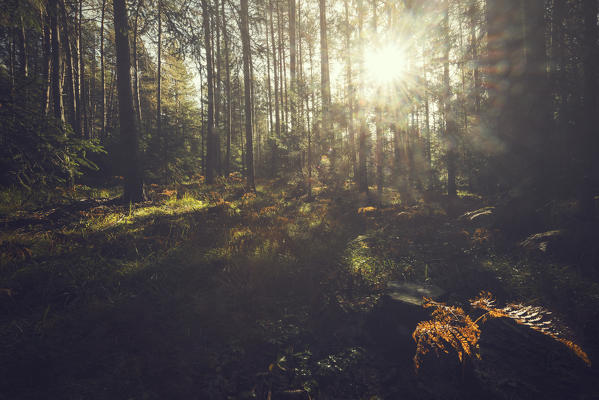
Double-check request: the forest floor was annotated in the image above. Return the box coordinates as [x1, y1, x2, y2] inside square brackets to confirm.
[0, 177, 598, 400]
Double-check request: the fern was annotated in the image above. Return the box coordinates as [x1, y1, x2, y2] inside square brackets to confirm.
[470, 292, 591, 367]
[412, 292, 591, 372]
[412, 299, 481, 371]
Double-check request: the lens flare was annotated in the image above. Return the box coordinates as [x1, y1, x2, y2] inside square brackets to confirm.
[364, 43, 408, 86]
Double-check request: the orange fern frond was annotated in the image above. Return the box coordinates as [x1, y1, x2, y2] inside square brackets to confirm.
[413, 298, 481, 371]
[470, 292, 591, 367]
[413, 293, 592, 372]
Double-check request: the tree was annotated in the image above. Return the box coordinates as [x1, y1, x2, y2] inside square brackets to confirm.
[201, 0, 216, 184]
[319, 0, 331, 162]
[240, 0, 255, 190]
[113, 0, 144, 202]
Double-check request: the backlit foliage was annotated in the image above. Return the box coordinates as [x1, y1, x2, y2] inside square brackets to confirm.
[470, 292, 591, 367]
[413, 292, 591, 371]
[412, 299, 481, 371]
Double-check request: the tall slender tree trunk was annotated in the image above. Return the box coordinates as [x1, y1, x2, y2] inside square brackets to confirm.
[372, 0, 383, 200]
[241, 0, 255, 190]
[79, 0, 88, 138]
[223, 0, 232, 176]
[41, 12, 52, 117]
[269, 0, 280, 174]
[319, 0, 332, 159]
[49, 0, 65, 127]
[356, 0, 367, 193]
[276, 1, 287, 134]
[100, 0, 106, 141]
[202, 0, 216, 184]
[443, 0, 456, 199]
[58, 0, 77, 134]
[580, 0, 598, 218]
[265, 8, 274, 149]
[344, 0, 356, 182]
[133, 0, 143, 127]
[113, 0, 144, 202]
[157, 0, 164, 181]
[289, 0, 297, 164]
[214, 0, 222, 175]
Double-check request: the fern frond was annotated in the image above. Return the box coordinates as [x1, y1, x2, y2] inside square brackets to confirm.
[470, 292, 591, 367]
[413, 298, 481, 371]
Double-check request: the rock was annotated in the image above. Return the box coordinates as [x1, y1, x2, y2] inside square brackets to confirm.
[365, 281, 447, 361]
[385, 281, 446, 306]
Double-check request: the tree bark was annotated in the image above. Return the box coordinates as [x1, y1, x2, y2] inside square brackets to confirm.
[580, 0, 598, 218]
[240, 0, 255, 190]
[79, 0, 88, 138]
[319, 0, 332, 157]
[100, 0, 106, 141]
[223, 0, 232, 176]
[443, 0, 456, 199]
[344, 0, 356, 182]
[49, 0, 65, 127]
[269, 0, 280, 174]
[113, 0, 144, 202]
[202, 0, 216, 184]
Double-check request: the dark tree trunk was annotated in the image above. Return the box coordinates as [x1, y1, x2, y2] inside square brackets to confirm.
[222, 0, 232, 176]
[269, 0, 280, 174]
[133, 0, 143, 128]
[79, 0, 88, 138]
[580, 0, 598, 218]
[49, 0, 64, 127]
[100, 0, 106, 141]
[202, 0, 216, 184]
[113, 0, 144, 202]
[58, 0, 78, 134]
[240, 0, 255, 190]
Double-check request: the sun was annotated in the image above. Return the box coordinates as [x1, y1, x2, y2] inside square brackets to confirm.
[364, 43, 408, 86]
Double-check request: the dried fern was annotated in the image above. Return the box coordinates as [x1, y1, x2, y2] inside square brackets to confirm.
[412, 292, 591, 372]
[470, 292, 591, 367]
[412, 299, 481, 371]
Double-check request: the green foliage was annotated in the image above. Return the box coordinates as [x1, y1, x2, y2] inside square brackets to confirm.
[0, 99, 105, 190]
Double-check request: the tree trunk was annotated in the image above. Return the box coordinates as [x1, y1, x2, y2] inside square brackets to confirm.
[443, 0, 456, 199]
[100, 0, 106, 141]
[41, 12, 52, 117]
[113, 0, 144, 202]
[49, 0, 65, 127]
[58, 0, 77, 134]
[79, 0, 88, 138]
[580, 0, 598, 218]
[289, 0, 296, 118]
[133, 0, 143, 128]
[356, 0, 367, 193]
[202, 0, 216, 184]
[241, 0, 255, 190]
[223, 0, 232, 176]
[319, 0, 332, 158]
[157, 0, 164, 181]
[269, 0, 280, 174]
[344, 0, 356, 182]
